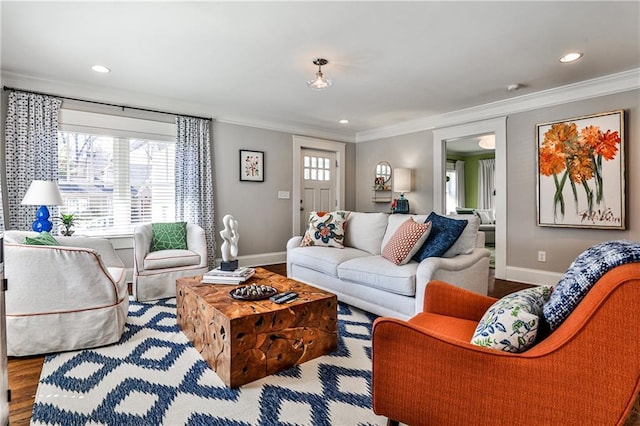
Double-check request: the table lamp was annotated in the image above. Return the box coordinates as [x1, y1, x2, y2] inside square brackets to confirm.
[393, 168, 412, 214]
[21, 180, 64, 232]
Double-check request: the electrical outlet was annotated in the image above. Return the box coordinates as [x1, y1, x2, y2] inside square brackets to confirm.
[537, 251, 546, 262]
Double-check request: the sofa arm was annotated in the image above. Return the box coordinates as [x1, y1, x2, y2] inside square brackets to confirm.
[423, 280, 497, 321]
[133, 224, 154, 273]
[5, 243, 123, 315]
[287, 236, 303, 250]
[415, 247, 490, 314]
[186, 223, 208, 267]
[57, 235, 124, 268]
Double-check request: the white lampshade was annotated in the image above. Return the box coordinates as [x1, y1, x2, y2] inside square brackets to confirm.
[21, 180, 64, 206]
[393, 168, 412, 194]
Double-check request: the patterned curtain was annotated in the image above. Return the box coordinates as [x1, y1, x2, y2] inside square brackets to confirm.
[2, 91, 62, 231]
[175, 116, 215, 268]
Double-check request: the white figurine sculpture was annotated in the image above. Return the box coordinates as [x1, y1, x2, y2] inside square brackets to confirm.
[220, 214, 239, 262]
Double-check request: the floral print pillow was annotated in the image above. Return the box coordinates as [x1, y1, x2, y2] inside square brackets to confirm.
[300, 211, 349, 248]
[471, 286, 553, 353]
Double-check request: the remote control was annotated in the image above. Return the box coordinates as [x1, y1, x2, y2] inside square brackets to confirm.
[270, 291, 298, 304]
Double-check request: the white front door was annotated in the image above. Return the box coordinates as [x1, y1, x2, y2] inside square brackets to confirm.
[299, 149, 337, 235]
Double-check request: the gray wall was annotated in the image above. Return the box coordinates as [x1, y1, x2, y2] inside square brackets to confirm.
[355, 130, 433, 214]
[212, 122, 357, 257]
[213, 122, 294, 256]
[355, 89, 639, 275]
[505, 90, 639, 272]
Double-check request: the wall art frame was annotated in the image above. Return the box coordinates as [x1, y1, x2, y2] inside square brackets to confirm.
[536, 109, 625, 229]
[239, 149, 264, 182]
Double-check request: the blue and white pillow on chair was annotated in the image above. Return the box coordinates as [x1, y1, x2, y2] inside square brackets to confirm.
[543, 240, 640, 330]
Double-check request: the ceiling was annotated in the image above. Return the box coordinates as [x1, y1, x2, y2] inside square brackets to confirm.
[2, 2, 639, 142]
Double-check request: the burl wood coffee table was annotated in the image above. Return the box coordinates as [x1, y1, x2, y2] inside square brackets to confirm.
[176, 267, 338, 388]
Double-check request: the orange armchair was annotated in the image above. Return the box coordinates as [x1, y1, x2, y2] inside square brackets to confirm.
[372, 263, 640, 426]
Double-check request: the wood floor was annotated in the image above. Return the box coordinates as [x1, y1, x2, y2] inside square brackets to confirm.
[7, 264, 530, 425]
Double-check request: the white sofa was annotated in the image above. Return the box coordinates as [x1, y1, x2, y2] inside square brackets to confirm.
[287, 212, 490, 320]
[4, 231, 129, 356]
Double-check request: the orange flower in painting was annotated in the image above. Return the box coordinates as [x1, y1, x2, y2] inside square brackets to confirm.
[539, 145, 565, 176]
[568, 148, 594, 183]
[596, 130, 620, 160]
[539, 123, 577, 176]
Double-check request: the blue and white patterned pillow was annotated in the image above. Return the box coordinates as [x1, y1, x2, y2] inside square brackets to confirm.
[543, 240, 640, 330]
[471, 286, 553, 353]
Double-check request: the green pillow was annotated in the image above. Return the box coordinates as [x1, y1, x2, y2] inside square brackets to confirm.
[24, 232, 60, 246]
[151, 222, 188, 251]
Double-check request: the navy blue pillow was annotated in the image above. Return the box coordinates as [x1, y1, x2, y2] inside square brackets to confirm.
[412, 212, 468, 262]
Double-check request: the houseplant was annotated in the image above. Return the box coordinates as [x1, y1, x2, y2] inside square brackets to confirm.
[59, 213, 75, 236]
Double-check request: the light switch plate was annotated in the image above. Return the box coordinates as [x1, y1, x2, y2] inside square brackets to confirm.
[278, 191, 290, 199]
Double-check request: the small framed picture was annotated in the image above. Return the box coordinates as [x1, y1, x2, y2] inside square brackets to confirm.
[239, 149, 264, 182]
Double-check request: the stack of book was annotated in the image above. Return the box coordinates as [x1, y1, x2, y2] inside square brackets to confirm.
[202, 267, 256, 284]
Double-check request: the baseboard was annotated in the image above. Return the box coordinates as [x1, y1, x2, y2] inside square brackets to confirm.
[233, 251, 287, 268]
[506, 266, 563, 286]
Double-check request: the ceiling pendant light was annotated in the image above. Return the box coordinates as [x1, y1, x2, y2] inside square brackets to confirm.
[478, 135, 496, 150]
[307, 58, 332, 91]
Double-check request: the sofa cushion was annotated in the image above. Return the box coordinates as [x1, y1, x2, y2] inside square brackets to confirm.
[300, 211, 349, 248]
[381, 214, 429, 250]
[151, 222, 188, 251]
[144, 249, 201, 270]
[543, 240, 640, 330]
[443, 214, 480, 257]
[471, 285, 553, 353]
[412, 213, 467, 261]
[24, 231, 59, 246]
[338, 256, 418, 296]
[344, 212, 389, 255]
[475, 209, 495, 224]
[382, 218, 432, 265]
[288, 246, 369, 277]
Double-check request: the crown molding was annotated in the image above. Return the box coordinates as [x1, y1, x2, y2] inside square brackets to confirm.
[355, 68, 640, 143]
[214, 117, 354, 143]
[4, 69, 638, 145]
[1, 72, 356, 143]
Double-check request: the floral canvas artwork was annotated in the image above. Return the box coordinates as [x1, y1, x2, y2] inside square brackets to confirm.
[239, 150, 264, 182]
[537, 110, 625, 229]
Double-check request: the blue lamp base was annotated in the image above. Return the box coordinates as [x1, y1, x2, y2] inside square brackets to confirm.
[394, 195, 410, 214]
[32, 205, 53, 232]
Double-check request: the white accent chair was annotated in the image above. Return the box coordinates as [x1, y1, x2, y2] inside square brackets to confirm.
[4, 231, 129, 357]
[133, 223, 208, 301]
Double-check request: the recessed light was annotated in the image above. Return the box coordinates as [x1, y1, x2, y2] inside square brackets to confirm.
[91, 65, 111, 73]
[339, 119, 349, 124]
[559, 52, 583, 63]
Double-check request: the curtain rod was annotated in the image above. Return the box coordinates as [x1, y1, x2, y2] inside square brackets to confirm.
[3, 86, 212, 122]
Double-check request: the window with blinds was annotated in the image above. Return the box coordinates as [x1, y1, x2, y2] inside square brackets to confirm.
[57, 110, 177, 236]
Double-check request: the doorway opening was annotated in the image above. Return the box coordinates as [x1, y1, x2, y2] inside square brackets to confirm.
[433, 118, 506, 280]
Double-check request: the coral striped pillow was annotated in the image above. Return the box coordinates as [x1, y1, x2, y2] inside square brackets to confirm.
[382, 218, 432, 265]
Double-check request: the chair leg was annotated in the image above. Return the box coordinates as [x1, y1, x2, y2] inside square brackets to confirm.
[387, 419, 399, 426]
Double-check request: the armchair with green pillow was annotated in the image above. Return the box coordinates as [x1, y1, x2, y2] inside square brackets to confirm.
[133, 222, 208, 301]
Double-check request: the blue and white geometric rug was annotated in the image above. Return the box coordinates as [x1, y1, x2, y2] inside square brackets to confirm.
[31, 298, 386, 425]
